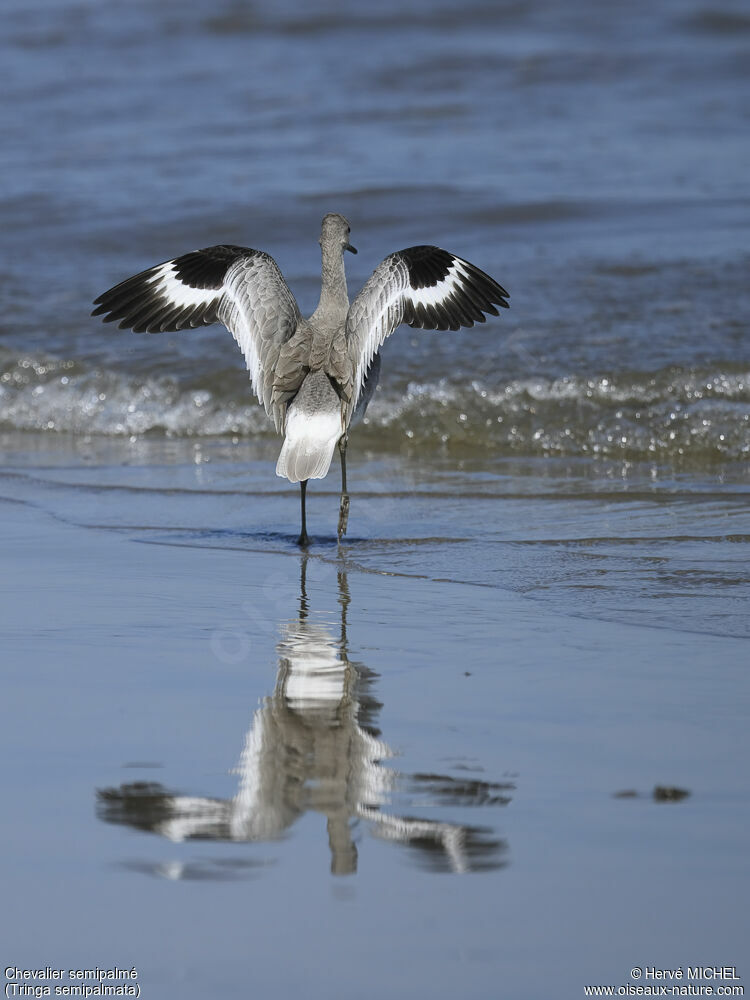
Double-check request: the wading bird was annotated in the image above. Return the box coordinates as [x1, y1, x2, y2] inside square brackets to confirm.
[93, 214, 509, 544]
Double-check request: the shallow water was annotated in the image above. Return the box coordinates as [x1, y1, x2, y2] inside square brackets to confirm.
[3, 435, 749, 639]
[1, 0, 749, 995]
[2, 445, 749, 998]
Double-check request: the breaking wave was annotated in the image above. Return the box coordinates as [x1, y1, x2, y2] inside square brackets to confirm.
[1, 350, 748, 462]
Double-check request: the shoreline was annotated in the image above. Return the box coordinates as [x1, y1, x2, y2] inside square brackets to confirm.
[2, 455, 748, 997]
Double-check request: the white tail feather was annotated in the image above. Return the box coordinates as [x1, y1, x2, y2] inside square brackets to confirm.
[276, 407, 342, 483]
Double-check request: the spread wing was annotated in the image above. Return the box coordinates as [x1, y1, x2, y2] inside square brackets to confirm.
[345, 245, 509, 413]
[92, 245, 301, 429]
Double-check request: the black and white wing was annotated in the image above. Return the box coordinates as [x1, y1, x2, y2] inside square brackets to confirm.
[346, 245, 509, 411]
[92, 245, 301, 429]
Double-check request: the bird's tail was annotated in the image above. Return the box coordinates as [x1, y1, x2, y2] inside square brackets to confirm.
[275, 372, 343, 483]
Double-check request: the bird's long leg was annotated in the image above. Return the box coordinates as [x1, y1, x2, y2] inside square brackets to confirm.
[337, 434, 350, 541]
[297, 480, 310, 547]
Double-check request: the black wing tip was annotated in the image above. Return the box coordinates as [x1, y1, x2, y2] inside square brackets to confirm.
[402, 246, 510, 316]
[92, 308, 120, 325]
[92, 259, 229, 332]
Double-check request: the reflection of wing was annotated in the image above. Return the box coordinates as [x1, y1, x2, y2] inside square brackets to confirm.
[96, 568, 511, 876]
[95, 773, 295, 844]
[359, 807, 507, 875]
[97, 616, 394, 869]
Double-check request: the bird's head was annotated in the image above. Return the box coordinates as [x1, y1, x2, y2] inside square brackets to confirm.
[320, 213, 357, 255]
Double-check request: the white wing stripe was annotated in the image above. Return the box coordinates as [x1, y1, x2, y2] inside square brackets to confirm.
[148, 263, 222, 309]
[94, 246, 302, 433]
[407, 260, 465, 308]
[346, 249, 508, 415]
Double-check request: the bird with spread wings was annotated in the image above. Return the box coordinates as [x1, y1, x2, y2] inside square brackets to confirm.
[93, 213, 509, 545]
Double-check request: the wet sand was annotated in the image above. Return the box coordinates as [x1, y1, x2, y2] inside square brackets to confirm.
[2, 439, 748, 998]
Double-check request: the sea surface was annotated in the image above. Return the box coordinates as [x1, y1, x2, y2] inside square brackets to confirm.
[1, 0, 749, 997]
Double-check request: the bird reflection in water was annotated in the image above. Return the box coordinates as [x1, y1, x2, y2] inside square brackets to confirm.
[97, 559, 512, 876]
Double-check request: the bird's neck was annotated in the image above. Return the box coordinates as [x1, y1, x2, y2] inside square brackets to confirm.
[312, 246, 349, 325]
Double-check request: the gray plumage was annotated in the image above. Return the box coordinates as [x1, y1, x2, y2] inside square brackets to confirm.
[93, 213, 509, 541]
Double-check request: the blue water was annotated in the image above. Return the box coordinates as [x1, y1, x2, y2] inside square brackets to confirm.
[2, 0, 749, 458]
[1, 0, 749, 997]
[2, 487, 748, 998]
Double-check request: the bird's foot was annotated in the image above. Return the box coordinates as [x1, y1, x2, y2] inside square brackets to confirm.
[337, 494, 350, 541]
[297, 530, 310, 548]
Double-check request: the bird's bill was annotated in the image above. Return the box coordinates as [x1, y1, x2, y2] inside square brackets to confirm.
[344, 243, 357, 254]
